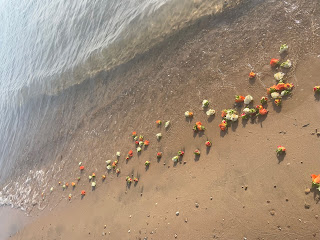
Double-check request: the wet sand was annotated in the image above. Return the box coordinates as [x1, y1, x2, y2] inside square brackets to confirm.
[5, 0, 320, 239]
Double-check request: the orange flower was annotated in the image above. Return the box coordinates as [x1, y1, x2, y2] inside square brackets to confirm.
[221, 110, 227, 118]
[81, 190, 86, 196]
[311, 174, 320, 184]
[274, 99, 281, 106]
[102, 175, 106, 179]
[132, 131, 137, 137]
[156, 120, 161, 125]
[128, 150, 133, 157]
[80, 166, 85, 170]
[235, 95, 245, 103]
[65, 183, 69, 187]
[276, 83, 286, 91]
[259, 108, 268, 115]
[71, 182, 76, 187]
[219, 120, 227, 131]
[249, 72, 256, 78]
[270, 58, 279, 67]
[144, 140, 150, 146]
[285, 83, 294, 90]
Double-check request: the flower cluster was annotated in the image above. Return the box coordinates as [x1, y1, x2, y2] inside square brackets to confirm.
[249, 72, 256, 79]
[206, 109, 216, 116]
[221, 109, 239, 122]
[313, 86, 320, 93]
[311, 174, 320, 191]
[267, 83, 294, 106]
[202, 100, 209, 108]
[185, 111, 193, 118]
[276, 145, 286, 154]
[193, 121, 205, 131]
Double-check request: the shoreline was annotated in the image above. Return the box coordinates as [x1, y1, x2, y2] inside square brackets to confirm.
[3, 0, 320, 239]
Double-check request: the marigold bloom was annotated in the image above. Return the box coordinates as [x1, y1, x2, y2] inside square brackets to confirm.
[144, 140, 150, 146]
[128, 150, 133, 157]
[249, 72, 256, 78]
[102, 175, 106, 179]
[156, 120, 161, 125]
[276, 83, 286, 91]
[270, 58, 279, 67]
[80, 166, 85, 170]
[311, 174, 320, 184]
[219, 121, 227, 131]
[81, 190, 86, 196]
[71, 182, 76, 187]
[259, 108, 268, 115]
[235, 95, 245, 103]
[221, 110, 227, 118]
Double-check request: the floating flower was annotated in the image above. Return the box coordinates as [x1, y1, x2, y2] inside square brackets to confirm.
[79, 162, 82, 166]
[270, 58, 279, 67]
[116, 152, 121, 157]
[274, 98, 282, 106]
[271, 92, 280, 99]
[106, 165, 112, 170]
[81, 190, 86, 196]
[244, 95, 253, 105]
[112, 161, 118, 168]
[194, 149, 201, 155]
[205, 141, 212, 147]
[116, 168, 120, 174]
[65, 183, 69, 187]
[243, 108, 250, 115]
[284, 83, 294, 90]
[132, 131, 137, 137]
[145, 161, 150, 166]
[128, 150, 133, 157]
[275, 83, 286, 91]
[126, 177, 132, 183]
[102, 175, 106, 179]
[219, 120, 228, 131]
[139, 141, 144, 146]
[165, 121, 170, 128]
[276, 145, 286, 154]
[62, 184, 66, 189]
[172, 156, 179, 162]
[259, 108, 268, 115]
[178, 151, 184, 156]
[206, 109, 216, 116]
[68, 194, 72, 200]
[249, 72, 256, 78]
[241, 113, 248, 119]
[71, 182, 76, 187]
[235, 95, 245, 103]
[58, 181, 61, 185]
[134, 136, 138, 141]
[91, 182, 96, 187]
[106, 160, 112, 165]
[92, 173, 96, 178]
[156, 133, 162, 140]
[260, 96, 268, 104]
[144, 140, 150, 146]
[156, 120, 162, 125]
[202, 100, 209, 108]
[279, 44, 288, 53]
[139, 135, 144, 141]
[311, 174, 320, 185]
[193, 121, 205, 131]
[50, 187, 54, 192]
[157, 152, 162, 158]
[89, 175, 92, 180]
[314, 86, 320, 92]
[135, 140, 139, 145]
[256, 105, 263, 110]
[280, 59, 292, 68]
[80, 166, 85, 170]
[134, 177, 139, 182]
[274, 72, 285, 81]
[185, 111, 194, 117]
[221, 109, 227, 118]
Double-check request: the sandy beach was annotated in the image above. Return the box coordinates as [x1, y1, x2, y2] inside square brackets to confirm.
[3, 0, 320, 239]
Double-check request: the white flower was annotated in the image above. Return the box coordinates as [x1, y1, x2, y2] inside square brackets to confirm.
[106, 165, 112, 170]
[139, 141, 144, 146]
[165, 121, 170, 128]
[280, 60, 292, 68]
[116, 152, 121, 157]
[137, 147, 142, 152]
[279, 44, 288, 53]
[156, 133, 162, 140]
[243, 108, 250, 114]
[231, 114, 239, 122]
[271, 92, 280, 99]
[225, 113, 232, 121]
[172, 156, 179, 162]
[50, 187, 54, 192]
[274, 72, 285, 81]
[206, 109, 216, 116]
[89, 176, 92, 180]
[91, 182, 96, 187]
[202, 100, 209, 108]
[244, 95, 253, 104]
[185, 111, 191, 117]
[106, 160, 112, 165]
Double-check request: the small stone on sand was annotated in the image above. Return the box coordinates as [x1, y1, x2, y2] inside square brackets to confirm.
[176, 211, 179, 216]
[128, 230, 131, 233]
[270, 210, 275, 216]
[195, 202, 199, 208]
[174, 233, 178, 238]
[305, 188, 310, 194]
[304, 203, 310, 209]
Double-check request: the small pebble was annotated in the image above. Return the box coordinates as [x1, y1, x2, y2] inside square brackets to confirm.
[270, 210, 275, 216]
[174, 233, 178, 238]
[176, 211, 179, 216]
[129, 215, 132, 218]
[183, 161, 187, 164]
[304, 203, 310, 209]
[315, 215, 318, 219]
[185, 218, 188, 223]
[163, 163, 166, 165]
[195, 202, 199, 208]
[285, 198, 289, 202]
[104, 225, 107, 229]
[305, 188, 311, 194]
[128, 230, 131, 233]
[267, 200, 270, 203]
[210, 197, 213, 200]
[102, 232, 105, 236]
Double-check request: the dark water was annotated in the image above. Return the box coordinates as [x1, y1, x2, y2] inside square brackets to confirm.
[0, 0, 234, 209]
